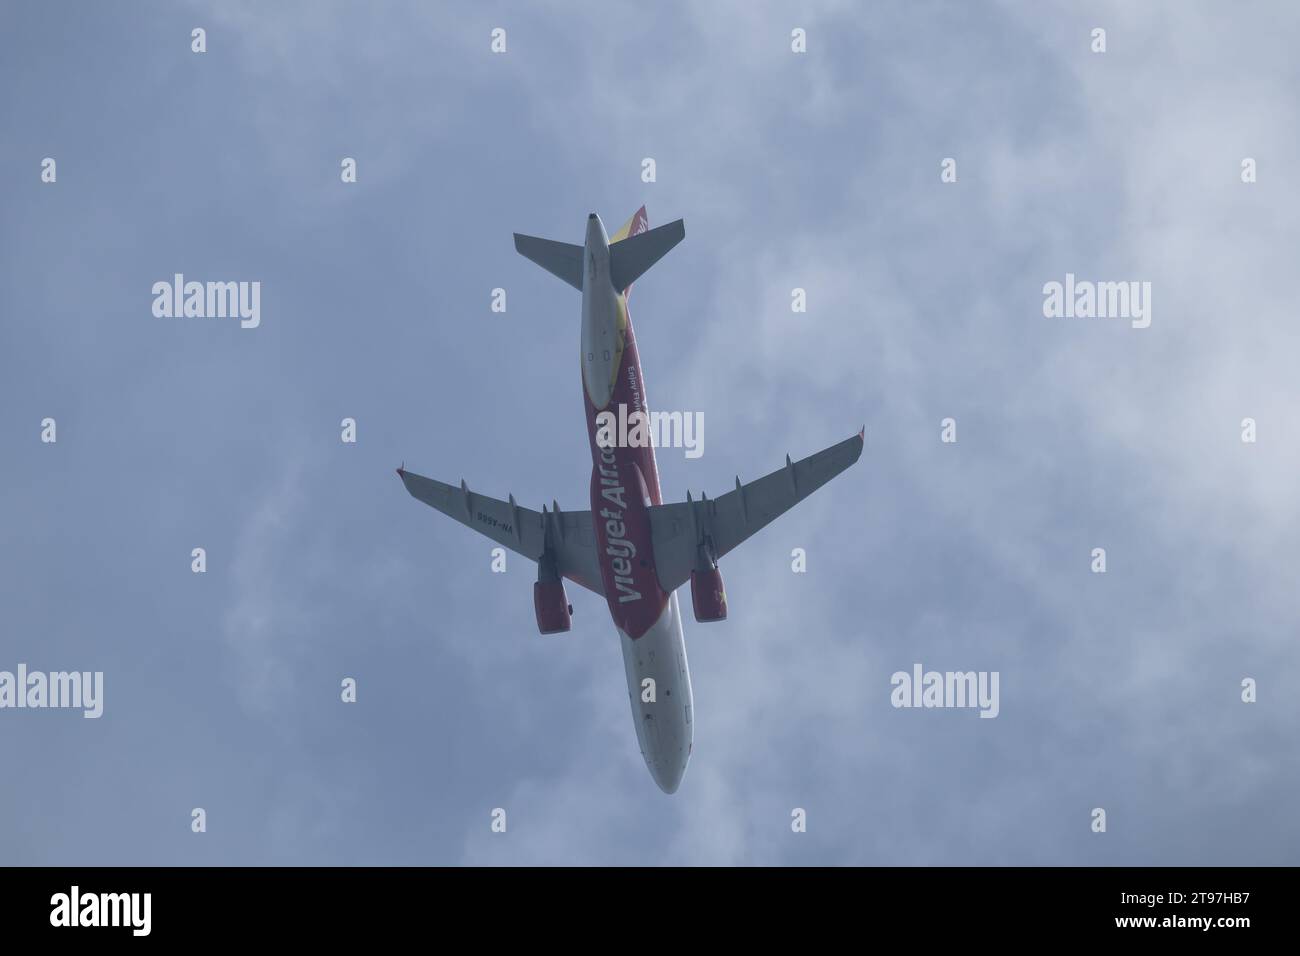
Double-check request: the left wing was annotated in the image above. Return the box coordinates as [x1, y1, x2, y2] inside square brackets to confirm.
[396, 467, 605, 596]
[646, 430, 864, 594]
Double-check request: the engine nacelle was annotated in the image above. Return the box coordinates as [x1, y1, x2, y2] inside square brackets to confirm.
[534, 579, 572, 634]
[690, 567, 728, 623]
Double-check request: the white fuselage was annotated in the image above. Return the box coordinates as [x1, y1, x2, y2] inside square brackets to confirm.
[581, 212, 693, 794]
[617, 593, 692, 794]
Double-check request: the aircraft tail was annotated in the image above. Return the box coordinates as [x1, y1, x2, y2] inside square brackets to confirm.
[610, 206, 649, 243]
[611, 206, 648, 298]
[513, 207, 684, 294]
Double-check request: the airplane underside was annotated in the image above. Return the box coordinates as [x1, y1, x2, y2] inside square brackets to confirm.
[397, 205, 862, 794]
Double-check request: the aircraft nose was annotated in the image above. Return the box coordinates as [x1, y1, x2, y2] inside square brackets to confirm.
[650, 754, 688, 795]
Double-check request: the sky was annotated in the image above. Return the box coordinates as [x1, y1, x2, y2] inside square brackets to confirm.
[2, 0, 1298, 865]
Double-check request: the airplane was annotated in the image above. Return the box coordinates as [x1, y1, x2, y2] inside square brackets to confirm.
[396, 207, 863, 793]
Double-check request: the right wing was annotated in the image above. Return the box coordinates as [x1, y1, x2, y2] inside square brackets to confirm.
[646, 430, 864, 594]
[396, 467, 605, 596]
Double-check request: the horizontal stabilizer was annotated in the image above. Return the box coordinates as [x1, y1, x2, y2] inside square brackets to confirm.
[609, 219, 685, 292]
[513, 234, 584, 291]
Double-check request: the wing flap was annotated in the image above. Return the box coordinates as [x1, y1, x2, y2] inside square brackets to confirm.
[397, 468, 605, 595]
[647, 431, 864, 594]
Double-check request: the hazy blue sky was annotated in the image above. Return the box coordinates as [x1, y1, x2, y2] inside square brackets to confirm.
[2, 0, 1298, 865]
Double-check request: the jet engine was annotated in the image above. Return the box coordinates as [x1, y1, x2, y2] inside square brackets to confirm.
[690, 567, 728, 623]
[534, 579, 573, 634]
